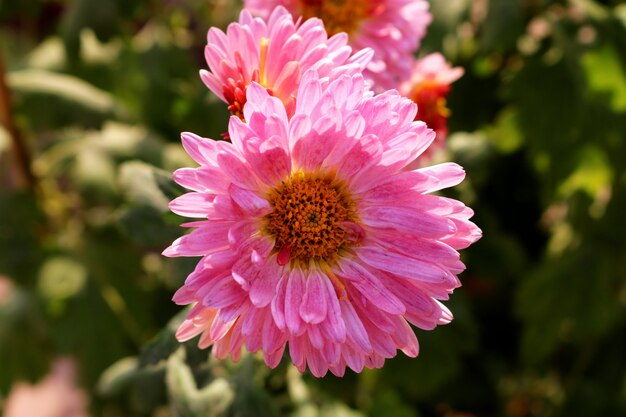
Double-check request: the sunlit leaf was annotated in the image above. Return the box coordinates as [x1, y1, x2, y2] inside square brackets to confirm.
[581, 44, 626, 112]
[166, 347, 235, 417]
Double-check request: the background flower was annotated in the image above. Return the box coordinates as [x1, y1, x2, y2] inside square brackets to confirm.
[400, 53, 464, 163]
[3, 358, 89, 417]
[201, 5, 371, 121]
[244, 0, 432, 90]
[164, 71, 480, 377]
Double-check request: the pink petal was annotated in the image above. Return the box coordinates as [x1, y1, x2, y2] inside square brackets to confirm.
[299, 270, 327, 324]
[271, 277, 287, 330]
[169, 192, 214, 218]
[249, 267, 280, 307]
[162, 223, 231, 257]
[339, 259, 405, 315]
[319, 274, 346, 343]
[361, 205, 456, 238]
[229, 184, 271, 215]
[284, 268, 305, 335]
[358, 245, 452, 285]
[339, 300, 372, 353]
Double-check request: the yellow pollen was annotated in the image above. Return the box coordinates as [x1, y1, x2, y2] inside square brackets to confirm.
[263, 171, 360, 267]
[259, 37, 269, 86]
[298, 0, 373, 36]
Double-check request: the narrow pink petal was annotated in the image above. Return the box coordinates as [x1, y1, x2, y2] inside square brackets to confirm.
[162, 223, 231, 257]
[201, 276, 246, 310]
[169, 192, 214, 218]
[271, 277, 287, 330]
[176, 317, 205, 342]
[365, 322, 396, 358]
[321, 341, 341, 365]
[229, 184, 271, 215]
[342, 346, 365, 373]
[359, 170, 432, 201]
[415, 163, 466, 193]
[172, 286, 195, 305]
[288, 335, 306, 369]
[285, 268, 305, 335]
[307, 348, 329, 377]
[242, 313, 263, 352]
[389, 317, 419, 358]
[264, 344, 286, 368]
[358, 245, 452, 285]
[209, 317, 236, 342]
[383, 276, 443, 330]
[272, 61, 300, 97]
[294, 70, 322, 116]
[249, 268, 280, 307]
[218, 302, 246, 323]
[299, 270, 327, 324]
[361, 205, 456, 238]
[262, 314, 286, 353]
[243, 83, 288, 127]
[339, 300, 372, 353]
[329, 363, 347, 377]
[319, 274, 346, 343]
[180, 132, 218, 166]
[347, 285, 396, 333]
[173, 166, 231, 194]
[288, 114, 312, 146]
[339, 260, 405, 315]
[217, 151, 260, 191]
[199, 70, 226, 101]
[371, 235, 461, 269]
[307, 325, 325, 349]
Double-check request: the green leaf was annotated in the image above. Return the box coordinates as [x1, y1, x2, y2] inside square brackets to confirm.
[117, 204, 181, 248]
[229, 357, 281, 417]
[7, 69, 129, 120]
[581, 43, 626, 112]
[118, 161, 171, 211]
[166, 347, 235, 417]
[139, 309, 187, 368]
[516, 247, 622, 364]
[97, 356, 140, 397]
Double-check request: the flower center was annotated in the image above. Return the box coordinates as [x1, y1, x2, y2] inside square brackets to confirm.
[298, 0, 374, 36]
[263, 171, 361, 267]
[410, 80, 452, 133]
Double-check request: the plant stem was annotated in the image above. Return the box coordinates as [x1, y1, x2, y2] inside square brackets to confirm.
[0, 42, 36, 190]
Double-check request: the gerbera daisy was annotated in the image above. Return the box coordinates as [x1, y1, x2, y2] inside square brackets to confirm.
[244, 0, 432, 90]
[164, 70, 481, 377]
[201, 6, 372, 120]
[400, 53, 464, 162]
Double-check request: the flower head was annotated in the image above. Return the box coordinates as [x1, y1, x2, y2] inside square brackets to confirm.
[400, 53, 464, 162]
[244, 0, 432, 90]
[164, 71, 480, 377]
[201, 6, 372, 120]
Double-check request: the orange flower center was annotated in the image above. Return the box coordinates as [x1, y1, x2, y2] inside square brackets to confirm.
[263, 171, 361, 267]
[298, 0, 374, 36]
[410, 80, 452, 133]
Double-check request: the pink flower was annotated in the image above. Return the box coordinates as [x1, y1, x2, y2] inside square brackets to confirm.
[4, 358, 89, 417]
[201, 6, 372, 121]
[0, 275, 14, 306]
[164, 71, 481, 377]
[244, 1, 432, 90]
[399, 53, 464, 162]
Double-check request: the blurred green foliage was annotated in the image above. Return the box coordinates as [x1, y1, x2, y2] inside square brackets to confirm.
[0, 0, 625, 416]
